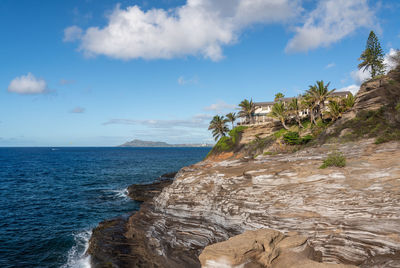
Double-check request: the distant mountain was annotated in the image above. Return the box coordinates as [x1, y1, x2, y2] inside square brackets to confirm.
[118, 139, 213, 148]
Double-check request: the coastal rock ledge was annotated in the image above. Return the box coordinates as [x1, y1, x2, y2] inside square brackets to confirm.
[88, 139, 400, 268]
[199, 229, 356, 268]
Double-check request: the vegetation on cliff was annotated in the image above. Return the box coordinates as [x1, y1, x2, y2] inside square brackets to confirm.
[206, 31, 400, 160]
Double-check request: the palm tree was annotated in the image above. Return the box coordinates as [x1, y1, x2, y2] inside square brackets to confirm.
[301, 93, 317, 125]
[274, 92, 285, 102]
[325, 100, 342, 121]
[270, 102, 289, 130]
[306, 80, 335, 122]
[288, 98, 303, 128]
[208, 115, 229, 141]
[238, 99, 255, 124]
[226, 112, 237, 129]
[342, 93, 355, 110]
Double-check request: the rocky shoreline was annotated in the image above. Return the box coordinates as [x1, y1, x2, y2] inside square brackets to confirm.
[88, 140, 400, 267]
[87, 68, 400, 267]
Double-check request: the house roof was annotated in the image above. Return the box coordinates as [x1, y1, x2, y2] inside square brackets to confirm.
[253, 91, 351, 107]
[331, 91, 351, 96]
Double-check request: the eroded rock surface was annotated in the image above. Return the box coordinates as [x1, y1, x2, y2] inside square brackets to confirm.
[354, 67, 400, 113]
[199, 229, 356, 268]
[89, 140, 400, 267]
[127, 172, 176, 202]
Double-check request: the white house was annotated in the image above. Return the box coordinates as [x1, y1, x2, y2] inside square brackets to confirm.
[238, 91, 351, 125]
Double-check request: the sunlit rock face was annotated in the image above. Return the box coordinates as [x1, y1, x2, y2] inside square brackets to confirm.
[354, 67, 400, 113]
[199, 229, 357, 268]
[90, 139, 400, 267]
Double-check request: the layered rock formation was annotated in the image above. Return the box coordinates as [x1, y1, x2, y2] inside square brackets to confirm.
[199, 229, 356, 268]
[127, 172, 176, 202]
[89, 66, 400, 268]
[354, 67, 400, 113]
[89, 139, 400, 267]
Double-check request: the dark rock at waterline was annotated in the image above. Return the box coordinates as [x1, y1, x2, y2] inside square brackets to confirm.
[127, 172, 177, 202]
[88, 172, 177, 268]
[87, 217, 131, 268]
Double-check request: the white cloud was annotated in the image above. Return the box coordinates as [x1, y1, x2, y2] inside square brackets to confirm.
[286, 0, 376, 53]
[63, 26, 83, 42]
[70, 107, 85, 113]
[325, 62, 335, 69]
[7, 73, 47, 95]
[178, 76, 198, 85]
[338, 84, 359, 95]
[67, 0, 302, 60]
[204, 101, 236, 113]
[385, 48, 399, 71]
[103, 114, 213, 128]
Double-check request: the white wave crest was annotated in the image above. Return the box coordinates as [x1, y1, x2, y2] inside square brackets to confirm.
[110, 188, 129, 200]
[62, 229, 92, 268]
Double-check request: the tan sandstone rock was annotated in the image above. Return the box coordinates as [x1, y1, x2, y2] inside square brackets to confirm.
[199, 229, 357, 268]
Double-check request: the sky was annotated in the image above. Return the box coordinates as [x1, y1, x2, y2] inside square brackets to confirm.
[1, 0, 400, 146]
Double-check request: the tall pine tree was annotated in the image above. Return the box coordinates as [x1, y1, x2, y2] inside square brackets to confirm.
[358, 31, 385, 78]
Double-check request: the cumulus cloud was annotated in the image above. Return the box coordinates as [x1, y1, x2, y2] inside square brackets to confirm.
[286, 0, 376, 53]
[178, 76, 198, 85]
[63, 25, 83, 42]
[325, 62, 335, 69]
[70, 106, 85, 113]
[103, 114, 213, 128]
[338, 84, 359, 95]
[66, 0, 302, 60]
[7, 73, 47, 95]
[204, 101, 236, 113]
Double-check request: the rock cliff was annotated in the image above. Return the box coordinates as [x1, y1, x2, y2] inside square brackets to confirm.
[89, 139, 400, 267]
[88, 67, 400, 268]
[354, 67, 400, 113]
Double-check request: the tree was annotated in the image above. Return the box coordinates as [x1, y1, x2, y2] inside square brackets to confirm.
[306, 80, 335, 122]
[325, 100, 342, 121]
[358, 31, 385, 78]
[225, 112, 237, 129]
[208, 115, 229, 141]
[270, 102, 289, 130]
[342, 93, 355, 110]
[238, 99, 255, 124]
[301, 94, 317, 125]
[288, 98, 303, 128]
[274, 92, 285, 102]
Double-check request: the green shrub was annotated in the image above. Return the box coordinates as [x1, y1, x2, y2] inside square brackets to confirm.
[396, 102, 400, 111]
[283, 132, 313, 145]
[301, 134, 313, 144]
[273, 128, 287, 138]
[320, 151, 346, 169]
[206, 126, 248, 157]
[229, 126, 248, 144]
[283, 131, 301, 145]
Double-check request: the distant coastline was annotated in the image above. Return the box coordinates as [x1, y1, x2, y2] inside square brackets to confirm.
[118, 139, 213, 148]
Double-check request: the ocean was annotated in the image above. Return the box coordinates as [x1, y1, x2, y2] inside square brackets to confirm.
[0, 147, 210, 268]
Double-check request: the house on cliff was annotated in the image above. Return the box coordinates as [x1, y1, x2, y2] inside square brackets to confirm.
[239, 91, 351, 125]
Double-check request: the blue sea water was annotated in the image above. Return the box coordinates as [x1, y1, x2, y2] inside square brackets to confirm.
[0, 147, 210, 268]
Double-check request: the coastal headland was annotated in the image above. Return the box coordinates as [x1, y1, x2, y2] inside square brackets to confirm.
[88, 66, 400, 267]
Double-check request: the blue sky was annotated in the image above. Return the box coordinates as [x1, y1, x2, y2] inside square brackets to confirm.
[1, 0, 399, 146]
